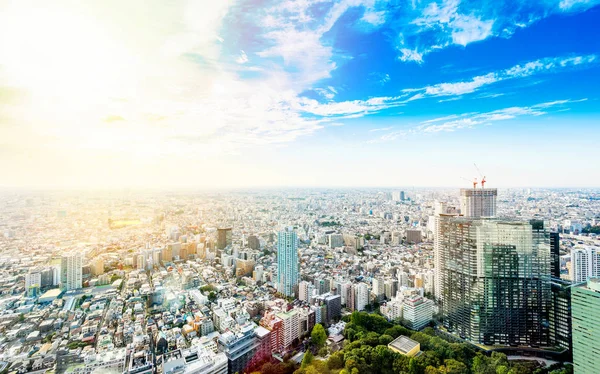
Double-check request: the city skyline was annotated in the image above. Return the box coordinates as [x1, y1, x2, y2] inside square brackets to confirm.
[1, 0, 599, 189]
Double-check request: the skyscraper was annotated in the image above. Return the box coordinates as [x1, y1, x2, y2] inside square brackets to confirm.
[571, 246, 600, 282]
[550, 232, 561, 278]
[217, 227, 233, 250]
[276, 228, 299, 297]
[572, 278, 600, 373]
[61, 253, 83, 291]
[438, 217, 551, 346]
[459, 188, 497, 218]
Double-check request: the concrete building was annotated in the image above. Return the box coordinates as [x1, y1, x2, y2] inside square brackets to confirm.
[406, 229, 422, 244]
[388, 336, 420, 357]
[460, 188, 497, 218]
[571, 246, 600, 283]
[402, 295, 433, 330]
[61, 253, 83, 291]
[217, 227, 232, 250]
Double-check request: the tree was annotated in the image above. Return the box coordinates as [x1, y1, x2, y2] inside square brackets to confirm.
[208, 291, 217, 303]
[378, 334, 394, 346]
[444, 359, 468, 374]
[328, 351, 345, 370]
[300, 351, 314, 369]
[311, 324, 327, 349]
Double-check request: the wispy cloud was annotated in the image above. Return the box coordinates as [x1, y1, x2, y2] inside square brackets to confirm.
[395, 0, 600, 63]
[402, 54, 597, 99]
[370, 99, 587, 142]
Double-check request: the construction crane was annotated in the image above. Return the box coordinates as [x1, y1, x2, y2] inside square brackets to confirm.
[460, 176, 478, 189]
[474, 163, 486, 188]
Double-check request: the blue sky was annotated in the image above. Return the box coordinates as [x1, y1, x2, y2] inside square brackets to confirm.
[0, 0, 599, 188]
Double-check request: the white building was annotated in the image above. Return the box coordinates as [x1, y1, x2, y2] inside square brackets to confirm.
[459, 188, 497, 218]
[61, 253, 83, 291]
[402, 295, 433, 330]
[354, 283, 369, 311]
[571, 246, 600, 283]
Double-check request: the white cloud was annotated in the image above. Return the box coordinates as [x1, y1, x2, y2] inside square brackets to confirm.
[362, 10, 386, 26]
[398, 54, 598, 101]
[424, 73, 498, 96]
[450, 15, 494, 46]
[399, 48, 424, 63]
[559, 0, 599, 10]
[236, 50, 248, 64]
[371, 98, 588, 143]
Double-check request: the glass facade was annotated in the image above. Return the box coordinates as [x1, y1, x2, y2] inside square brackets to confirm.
[439, 217, 551, 346]
[572, 278, 600, 374]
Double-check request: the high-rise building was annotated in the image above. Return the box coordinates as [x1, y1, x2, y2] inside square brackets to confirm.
[549, 278, 572, 356]
[276, 229, 299, 297]
[217, 227, 233, 250]
[571, 246, 600, 283]
[354, 282, 369, 311]
[550, 232, 561, 278]
[433, 202, 459, 301]
[438, 217, 551, 346]
[572, 278, 600, 373]
[406, 229, 422, 244]
[247, 235, 260, 250]
[61, 253, 83, 291]
[459, 188, 497, 218]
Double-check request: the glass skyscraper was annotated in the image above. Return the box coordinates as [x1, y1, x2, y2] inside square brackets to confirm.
[438, 217, 551, 346]
[277, 228, 299, 297]
[572, 278, 600, 374]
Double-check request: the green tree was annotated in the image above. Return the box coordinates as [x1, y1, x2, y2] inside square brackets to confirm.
[378, 334, 394, 346]
[444, 359, 468, 374]
[300, 351, 313, 369]
[311, 324, 327, 349]
[328, 351, 345, 370]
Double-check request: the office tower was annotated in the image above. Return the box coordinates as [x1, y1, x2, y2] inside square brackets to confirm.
[572, 278, 600, 373]
[247, 235, 260, 250]
[406, 229, 422, 244]
[459, 188, 498, 218]
[550, 232, 561, 278]
[571, 246, 600, 282]
[325, 294, 342, 323]
[438, 217, 551, 346]
[276, 229, 299, 297]
[217, 227, 233, 250]
[402, 295, 434, 330]
[61, 253, 83, 291]
[392, 191, 401, 202]
[549, 278, 572, 356]
[400, 191, 405, 201]
[433, 202, 459, 301]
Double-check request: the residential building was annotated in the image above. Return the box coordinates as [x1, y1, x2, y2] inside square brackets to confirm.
[276, 229, 299, 297]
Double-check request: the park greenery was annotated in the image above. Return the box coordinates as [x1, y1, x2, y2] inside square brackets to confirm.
[253, 312, 573, 374]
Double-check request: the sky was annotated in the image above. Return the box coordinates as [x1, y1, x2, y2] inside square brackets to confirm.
[0, 0, 599, 189]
